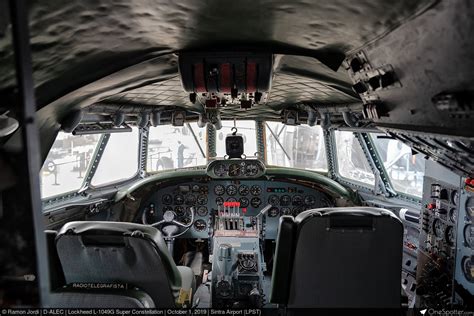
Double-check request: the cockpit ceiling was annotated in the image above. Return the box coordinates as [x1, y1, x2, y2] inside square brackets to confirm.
[0, 0, 435, 104]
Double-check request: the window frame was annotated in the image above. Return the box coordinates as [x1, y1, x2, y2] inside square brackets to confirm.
[263, 121, 329, 173]
[368, 132, 424, 201]
[332, 130, 377, 189]
[40, 132, 106, 202]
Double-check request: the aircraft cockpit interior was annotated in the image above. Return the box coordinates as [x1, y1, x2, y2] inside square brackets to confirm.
[0, 0, 473, 312]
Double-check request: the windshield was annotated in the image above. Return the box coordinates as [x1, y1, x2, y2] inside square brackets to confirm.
[40, 132, 102, 198]
[265, 122, 327, 172]
[91, 128, 140, 187]
[334, 131, 375, 186]
[147, 122, 207, 172]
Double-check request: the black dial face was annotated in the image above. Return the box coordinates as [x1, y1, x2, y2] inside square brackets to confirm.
[281, 207, 292, 215]
[215, 197, 224, 206]
[214, 184, 225, 196]
[192, 185, 201, 192]
[293, 206, 305, 216]
[162, 194, 173, 205]
[239, 197, 249, 208]
[197, 206, 208, 216]
[197, 195, 208, 205]
[245, 163, 259, 176]
[174, 194, 184, 205]
[250, 185, 262, 196]
[226, 184, 238, 196]
[250, 197, 261, 208]
[174, 206, 185, 217]
[163, 206, 173, 213]
[464, 224, 474, 248]
[226, 197, 237, 203]
[433, 219, 444, 238]
[268, 207, 280, 217]
[228, 163, 242, 177]
[185, 194, 196, 205]
[292, 195, 303, 206]
[268, 194, 279, 206]
[462, 256, 474, 282]
[304, 195, 316, 207]
[193, 219, 207, 232]
[280, 195, 291, 206]
[445, 226, 455, 246]
[214, 164, 227, 177]
[180, 209, 192, 224]
[238, 185, 249, 196]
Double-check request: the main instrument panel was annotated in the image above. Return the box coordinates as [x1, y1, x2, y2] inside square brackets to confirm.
[139, 178, 334, 239]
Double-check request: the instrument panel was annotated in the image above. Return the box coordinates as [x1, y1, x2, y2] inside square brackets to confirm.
[139, 179, 334, 239]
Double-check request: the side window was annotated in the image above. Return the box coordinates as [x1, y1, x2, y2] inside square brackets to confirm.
[370, 134, 425, 197]
[334, 131, 375, 186]
[91, 128, 139, 187]
[40, 132, 101, 199]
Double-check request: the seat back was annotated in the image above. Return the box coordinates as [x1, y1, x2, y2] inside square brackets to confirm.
[55, 221, 182, 308]
[271, 207, 403, 308]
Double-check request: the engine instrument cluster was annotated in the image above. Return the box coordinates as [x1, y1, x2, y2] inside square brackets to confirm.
[139, 179, 334, 239]
[207, 159, 265, 179]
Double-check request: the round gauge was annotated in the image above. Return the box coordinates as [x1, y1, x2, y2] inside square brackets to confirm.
[239, 256, 257, 271]
[214, 163, 227, 177]
[432, 219, 444, 238]
[215, 197, 224, 206]
[449, 208, 457, 223]
[197, 206, 208, 217]
[461, 256, 474, 282]
[226, 197, 237, 203]
[451, 190, 459, 205]
[293, 206, 305, 216]
[445, 226, 455, 246]
[238, 185, 250, 196]
[281, 207, 292, 215]
[268, 194, 279, 206]
[162, 194, 173, 205]
[174, 194, 184, 205]
[465, 197, 474, 218]
[228, 163, 242, 177]
[292, 195, 303, 206]
[239, 197, 249, 208]
[245, 163, 259, 176]
[464, 224, 474, 248]
[163, 206, 173, 213]
[185, 194, 196, 205]
[214, 184, 225, 196]
[174, 206, 185, 217]
[268, 207, 280, 217]
[226, 184, 238, 196]
[192, 185, 201, 192]
[250, 185, 262, 196]
[304, 195, 316, 207]
[280, 195, 291, 206]
[193, 219, 207, 232]
[197, 195, 208, 205]
[250, 197, 261, 208]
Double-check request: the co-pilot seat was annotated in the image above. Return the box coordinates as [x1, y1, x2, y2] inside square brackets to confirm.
[270, 207, 403, 308]
[53, 221, 195, 308]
